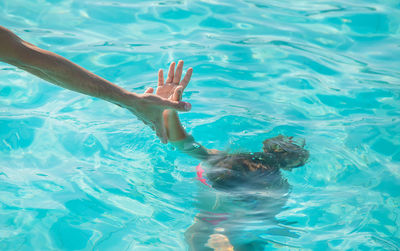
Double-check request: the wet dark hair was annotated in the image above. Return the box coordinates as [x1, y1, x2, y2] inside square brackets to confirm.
[206, 135, 309, 190]
[262, 135, 309, 170]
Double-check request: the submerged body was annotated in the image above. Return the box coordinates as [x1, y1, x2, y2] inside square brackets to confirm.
[185, 179, 292, 251]
[166, 118, 308, 249]
[161, 75, 309, 250]
[180, 136, 308, 250]
[173, 134, 309, 191]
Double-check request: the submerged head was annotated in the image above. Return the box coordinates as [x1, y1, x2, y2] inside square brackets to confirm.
[262, 135, 309, 170]
[207, 135, 309, 190]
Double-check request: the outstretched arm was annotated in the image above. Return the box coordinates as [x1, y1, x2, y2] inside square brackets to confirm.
[0, 25, 190, 143]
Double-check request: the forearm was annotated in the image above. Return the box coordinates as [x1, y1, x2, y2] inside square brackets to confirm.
[0, 26, 135, 107]
[163, 110, 188, 141]
[26, 49, 132, 105]
[164, 110, 218, 160]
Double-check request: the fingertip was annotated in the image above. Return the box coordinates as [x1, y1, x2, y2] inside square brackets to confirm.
[183, 102, 191, 111]
[144, 87, 154, 94]
[169, 101, 191, 111]
[173, 86, 184, 101]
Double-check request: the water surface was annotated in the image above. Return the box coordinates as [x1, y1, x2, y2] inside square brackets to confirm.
[0, 0, 399, 250]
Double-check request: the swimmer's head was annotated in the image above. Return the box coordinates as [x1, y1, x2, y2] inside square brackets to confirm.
[206, 135, 309, 190]
[262, 135, 309, 170]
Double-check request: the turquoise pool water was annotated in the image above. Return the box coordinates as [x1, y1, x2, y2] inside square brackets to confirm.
[1, 0, 399, 250]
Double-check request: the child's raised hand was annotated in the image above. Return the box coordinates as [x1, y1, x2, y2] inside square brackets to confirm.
[147, 60, 192, 101]
[139, 60, 191, 143]
[160, 61, 190, 142]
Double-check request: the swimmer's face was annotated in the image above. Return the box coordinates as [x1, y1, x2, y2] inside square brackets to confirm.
[263, 135, 309, 170]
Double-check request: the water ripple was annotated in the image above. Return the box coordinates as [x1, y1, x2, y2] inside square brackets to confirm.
[1, 0, 399, 250]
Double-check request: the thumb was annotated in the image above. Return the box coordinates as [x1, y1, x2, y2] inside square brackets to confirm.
[164, 100, 191, 112]
[144, 87, 154, 94]
[172, 86, 183, 101]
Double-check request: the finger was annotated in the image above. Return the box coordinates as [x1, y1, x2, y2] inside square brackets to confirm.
[144, 87, 154, 94]
[158, 69, 164, 86]
[155, 119, 168, 144]
[173, 60, 184, 85]
[172, 86, 183, 101]
[166, 62, 175, 83]
[142, 94, 191, 111]
[180, 67, 192, 90]
[162, 99, 191, 112]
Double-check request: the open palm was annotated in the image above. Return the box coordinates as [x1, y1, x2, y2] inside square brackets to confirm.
[138, 60, 193, 143]
[153, 60, 192, 101]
